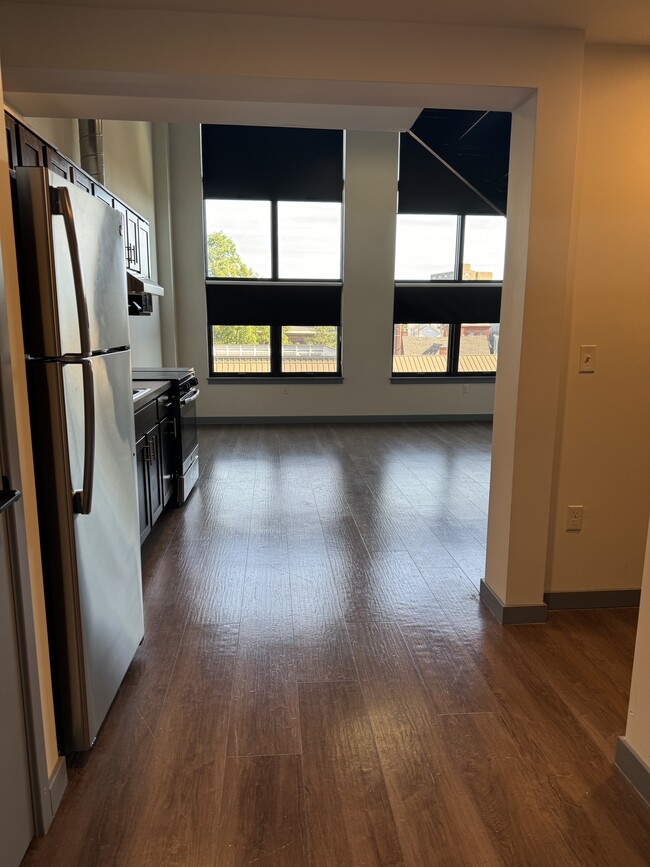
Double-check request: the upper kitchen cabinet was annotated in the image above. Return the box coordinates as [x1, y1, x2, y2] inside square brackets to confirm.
[92, 183, 113, 208]
[126, 210, 140, 274]
[5, 114, 17, 170]
[45, 146, 74, 182]
[72, 168, 92, 194]
[5, 111, 154, 285]
[16, 126, 45, 167]
[138, 219, 151, 279]
[112, 200, 151, 279]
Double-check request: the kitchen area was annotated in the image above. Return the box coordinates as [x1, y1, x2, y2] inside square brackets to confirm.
[0, 109, 197, 865]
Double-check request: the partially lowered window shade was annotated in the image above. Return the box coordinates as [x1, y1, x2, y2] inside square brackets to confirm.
[201, 125, 344, 202]
[393, 284, 501, 325]
[206, 283, 341, 327]
[398, 110, 511, 215]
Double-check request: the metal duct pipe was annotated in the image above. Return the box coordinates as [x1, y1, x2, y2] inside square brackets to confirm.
[78, 119, 105, 185]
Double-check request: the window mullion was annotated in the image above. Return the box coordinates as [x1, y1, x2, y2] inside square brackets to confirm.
[455, 215, 465, 281]
[448, 323, 461, 374]
[271, 200, 279, 280]
[270, 324, 282, 375]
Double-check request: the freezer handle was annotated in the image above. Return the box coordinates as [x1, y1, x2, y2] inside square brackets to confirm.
[55, 186, 92, 357]
[72, 358, 96, 515]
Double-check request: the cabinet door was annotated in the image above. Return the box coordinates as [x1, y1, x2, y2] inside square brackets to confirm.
[45, 147, 74, 181]
[135, 435, 151, 545]
[5, 114, 17, 170]
[147, 425, 163, 525]
[72, 168, 92, 194]
[16, 126, 44, 166]
[112, 200, 129, 266]
[126, 211, 140, 273]
[93, 183, 113, 208]
[138, 219, 150, 279]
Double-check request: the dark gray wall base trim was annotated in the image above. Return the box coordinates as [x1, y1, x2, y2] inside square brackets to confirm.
[615, 738, 650, 805]
[480, 580, 548, 625]
[48, 756, 67, 818]
[544, 589, 641, 610]
[197, 414, 493, 425]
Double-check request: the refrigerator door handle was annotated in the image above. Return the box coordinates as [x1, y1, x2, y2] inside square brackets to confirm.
[55, 186, 92, 357]
[0, 488, 22, 514]
[72, 358, 96, 515]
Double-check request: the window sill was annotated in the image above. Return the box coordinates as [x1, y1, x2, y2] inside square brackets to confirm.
[208, 376, 344, 384]
[390, 375, 496, 384]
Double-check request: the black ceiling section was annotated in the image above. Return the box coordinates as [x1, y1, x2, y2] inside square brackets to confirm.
[207, 283, 341, 327]
[202, 125, 344, 202]
[398, 109, 511, 215]
[394, 284, 502, 325]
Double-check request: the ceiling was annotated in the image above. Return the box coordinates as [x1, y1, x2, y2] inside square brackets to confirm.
[2, 0, 647, 129]
[9, 0, 650, 45]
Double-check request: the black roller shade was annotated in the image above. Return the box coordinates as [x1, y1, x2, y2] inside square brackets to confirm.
[207, 283, 341, 327]
[394, 284, 501, 325]
[398, 109, 511, 215]
[202, 125, 344, 202]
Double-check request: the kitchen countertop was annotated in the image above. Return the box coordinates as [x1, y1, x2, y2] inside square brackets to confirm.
[132, 379, 171, 412]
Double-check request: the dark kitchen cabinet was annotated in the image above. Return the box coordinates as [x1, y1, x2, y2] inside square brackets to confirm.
[134, 388, 176, 542]
[45, 146, 74, 181]
[135, 402, 164, 543]
[93, 183, 113, 207]
[135, 435, 151, 544]
[5, 114, 17, 170]
[16, 126, 45, 167]
[5, 109, 155, 284]
[72, 168, 92, 194]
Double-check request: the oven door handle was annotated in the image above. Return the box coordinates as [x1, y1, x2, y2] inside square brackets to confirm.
[179, 387, 200, 406]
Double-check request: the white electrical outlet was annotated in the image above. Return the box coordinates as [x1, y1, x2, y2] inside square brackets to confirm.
[566, 505, 583, 531]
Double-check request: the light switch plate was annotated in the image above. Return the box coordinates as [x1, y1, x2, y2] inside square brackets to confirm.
[579, 345, 596, 373]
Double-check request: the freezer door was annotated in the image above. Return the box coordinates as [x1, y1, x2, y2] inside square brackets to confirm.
[28, 350, 143, 751]
[15, 168, 130, 357]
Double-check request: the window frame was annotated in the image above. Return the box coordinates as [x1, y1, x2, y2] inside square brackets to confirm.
[202, 125, 345, 380]
[207, 322, 342, 379]
[392, 216, 503, 380]
[203, 199, 344, 284]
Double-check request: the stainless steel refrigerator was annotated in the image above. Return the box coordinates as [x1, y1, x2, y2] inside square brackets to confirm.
[14, 167, 144, 753]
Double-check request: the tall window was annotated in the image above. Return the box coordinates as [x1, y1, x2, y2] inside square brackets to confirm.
[202, 125, 344, 377]
[393, 109, 510, 378]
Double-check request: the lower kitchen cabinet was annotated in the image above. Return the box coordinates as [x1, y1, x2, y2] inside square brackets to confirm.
[135, 389, 177, 543]
[135, 403, 165, 543]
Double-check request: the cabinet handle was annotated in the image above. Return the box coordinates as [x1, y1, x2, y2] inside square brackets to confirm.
[169, 418, 177, 438]
[150, 437, 156, 464]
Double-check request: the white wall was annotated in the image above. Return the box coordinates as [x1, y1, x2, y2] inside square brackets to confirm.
[547, 46, 650, 593]
[102, 120, 163, 367]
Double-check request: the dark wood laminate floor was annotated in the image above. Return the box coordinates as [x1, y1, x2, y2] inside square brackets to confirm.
[22, 422, 650, 866]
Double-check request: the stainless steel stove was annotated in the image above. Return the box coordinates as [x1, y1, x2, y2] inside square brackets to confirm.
[132, 367, 199, 504]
